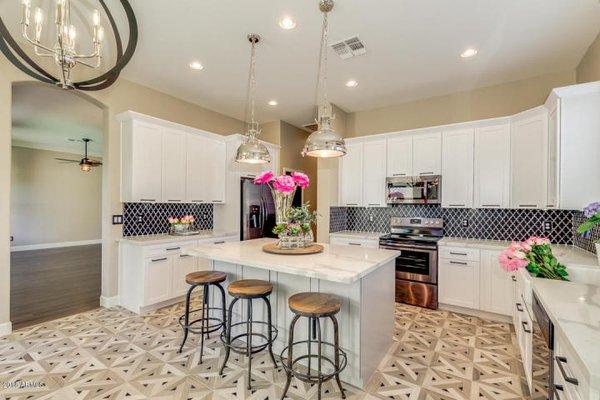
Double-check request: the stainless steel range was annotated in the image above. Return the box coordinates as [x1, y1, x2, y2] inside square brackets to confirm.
[379, 217, 444, 309]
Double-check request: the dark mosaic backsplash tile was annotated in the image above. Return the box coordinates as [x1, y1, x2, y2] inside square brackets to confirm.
[329, 207, 347, 233]
[330, 205, 576, 244]
[572, 211, 599, 254]
[123, 203, 213, 236]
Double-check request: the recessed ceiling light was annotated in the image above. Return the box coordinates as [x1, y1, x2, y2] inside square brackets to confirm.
[189, 61, 204, 70]
[278, 16, 296, 30]
[460, 48, 478, 58]
[345, 80, 358, 88]
[268, 100, 278, 106]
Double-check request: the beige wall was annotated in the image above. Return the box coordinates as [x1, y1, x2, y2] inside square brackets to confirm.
[346, 70, 576, 136]
[0, 56, 245, 328]
[11, 147, 102, 246]
[577, 31, 600, 83]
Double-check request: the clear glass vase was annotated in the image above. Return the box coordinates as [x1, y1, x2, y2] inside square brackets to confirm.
[272, 188, 296, 225]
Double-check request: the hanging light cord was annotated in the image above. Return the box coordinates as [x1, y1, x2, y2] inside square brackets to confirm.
[315, 7, 329, 119]
[244, 37, 258, 137]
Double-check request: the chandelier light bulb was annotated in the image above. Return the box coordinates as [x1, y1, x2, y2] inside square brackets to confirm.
[92, 9, 100, 26]
[97, 26, 104, 42]
[34, 7, 43, 24]
[68, 25, 77, 43]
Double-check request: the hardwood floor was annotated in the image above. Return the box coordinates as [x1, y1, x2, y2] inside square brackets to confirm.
[10, 244, 101, 329]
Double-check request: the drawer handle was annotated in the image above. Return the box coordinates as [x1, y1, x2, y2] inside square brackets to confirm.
[392, 173, 406, 176]
[179, 254, 191, 258]
[367, 203, 381, 206]
[512, 275, 517, 282]
[516, 303, 524, 312]
[449, 261, 468, 265]
[166, 246, 181, 251]
[449, 252, 467, 256]
[348, 243, 362, 246]
[346, 203, 358, 206]
[151, 257, 167, 263]
[518, 204, 538, 208]
[191, 200, 204, 203]
[553, 385, 564, 400]
[521, 321, 532, 333]
[555, 356, 579, 386]
[448, 204, 466, 207]
[419, 172, 434, 175]
[214, 240, 225, 244]
[481, 204, 500, 207]
[212, 200, 223, 203]
[140, 198, 156, 202]
[168, 199, 182, 202]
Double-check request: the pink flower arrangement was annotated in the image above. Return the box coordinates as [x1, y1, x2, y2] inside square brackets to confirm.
[291, 172, 310, 189]
[253, 170, 310, 193]
[168, 215, 195, 225]
[498, 236, 568, 280]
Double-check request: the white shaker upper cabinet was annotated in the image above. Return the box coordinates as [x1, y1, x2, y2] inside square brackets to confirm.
[474, 123, 510, 209]
[386, 135, 413, 177]
[412, 132, 442, 176]
[161, 128, 187, 203]
[186, 134, 207, 204]
[122, 120, 163, 203]
[362, 139, 387, 207]
[441, 128, 474, 208]
[339, 142, 364, 207]
[204, 138, 227, 204]
[510, 111, 548, 209]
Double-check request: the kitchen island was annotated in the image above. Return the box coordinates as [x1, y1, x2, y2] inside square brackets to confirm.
[185, 238, 399, 388]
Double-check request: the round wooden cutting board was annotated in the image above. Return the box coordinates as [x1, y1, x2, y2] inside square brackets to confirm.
[262, 243, 324, 255]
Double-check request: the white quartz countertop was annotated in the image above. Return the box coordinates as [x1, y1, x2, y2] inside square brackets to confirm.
[532, 279, 600, 389]
[329, 231, 384, 241]
[439, 237, 598, 269]
[118, 230, 237, 246]
[184, 238, 400, 284]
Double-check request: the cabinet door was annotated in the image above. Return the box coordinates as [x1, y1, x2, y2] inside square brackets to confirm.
[442, 128, 474, 208]
[162, 128, 187, 203]
[412, 132, 442, 176]
[143, 256, 172, 305]
[386, 136, 413, 177]
[131, 121, 163, 202]
[339, 142, 363, 206]
[474, 124, 510, 209]
[363, 139, 387, 207]
[438, 259, 479, 309]
[547, 106, 559, 209]
[204, 138, 227, 204]
[186, 134, 207, 203]
[480, 250, 513, 316]
[171, 254, 197, 297]
[510, 113, 548, 209]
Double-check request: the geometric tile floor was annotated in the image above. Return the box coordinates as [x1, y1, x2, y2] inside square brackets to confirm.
[0, 301, 530, 399]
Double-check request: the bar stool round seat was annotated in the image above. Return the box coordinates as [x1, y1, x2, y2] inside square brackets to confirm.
[281, 292, 347, 400]
[185, 271, 227, 285]
[288, 292, 341, 317]
[227, 279, 273, 298]
[219, 279, 278, 390]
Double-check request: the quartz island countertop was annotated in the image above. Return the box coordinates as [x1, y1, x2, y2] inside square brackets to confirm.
[117, 230, 237, 246]
[184, 238, 399, 284]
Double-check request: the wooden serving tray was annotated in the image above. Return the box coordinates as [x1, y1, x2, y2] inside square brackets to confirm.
[262, 243, 324, 255]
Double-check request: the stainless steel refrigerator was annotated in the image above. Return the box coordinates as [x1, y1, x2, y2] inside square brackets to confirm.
[240, 177, 277, 240]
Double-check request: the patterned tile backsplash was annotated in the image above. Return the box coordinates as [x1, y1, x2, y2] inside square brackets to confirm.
[123, 202, 213, 236]
[330, 205, 583, 246]
[572, 211, 600, 253]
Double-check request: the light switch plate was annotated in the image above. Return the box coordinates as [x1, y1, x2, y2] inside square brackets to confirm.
[112, 215, 123, 225]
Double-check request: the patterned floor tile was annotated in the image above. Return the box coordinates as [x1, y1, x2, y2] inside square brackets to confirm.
[0, 302, 531, 400]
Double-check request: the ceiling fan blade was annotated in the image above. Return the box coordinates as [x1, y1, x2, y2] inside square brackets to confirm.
[54, 158, 80, 163]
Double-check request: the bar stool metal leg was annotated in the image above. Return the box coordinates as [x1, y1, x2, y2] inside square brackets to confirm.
[178, 283, 196, 353]
[331, 315, 346, 399]
[316, 318, 322, 400]
[246, 299, 253, 390]
[199, 284, 209, 364]
[216, 282, 227, 335]
[265, 296, 278, 368]
[281, 314, 300, 400]
[219, 297, 238, 376]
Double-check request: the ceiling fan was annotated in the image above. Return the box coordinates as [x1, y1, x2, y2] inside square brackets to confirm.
[55, 138, 102, 172]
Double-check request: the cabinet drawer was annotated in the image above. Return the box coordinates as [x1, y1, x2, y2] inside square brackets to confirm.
[330, 236, 378, 248]
[439, 247, 480, 262]
[554, 334, 587, 400]
[142, 240, 198, 258]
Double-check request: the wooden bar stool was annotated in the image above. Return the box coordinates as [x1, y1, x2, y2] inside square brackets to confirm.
[219, 279, 278, 390]
[281, 292, 347, 400]
[178, 271, 227, 363]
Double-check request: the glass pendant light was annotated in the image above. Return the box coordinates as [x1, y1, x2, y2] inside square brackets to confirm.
[235, 34, 271, 164]
[302, 0, 346, 158]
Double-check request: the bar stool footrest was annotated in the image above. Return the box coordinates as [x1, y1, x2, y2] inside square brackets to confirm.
[178, 306, 226, 335]
[280, 340, 347, 384]
[220, 321, 278, 355]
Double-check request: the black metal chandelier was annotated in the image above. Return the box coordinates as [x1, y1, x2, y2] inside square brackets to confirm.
[0, 0, 138, 91]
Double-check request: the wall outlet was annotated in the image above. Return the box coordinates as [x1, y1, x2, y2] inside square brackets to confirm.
[112, 215, 123, 225]
[369, 214, 374, 223]
[136, 214, 144, 224]
[202, 212, 209, 221]
[543, 221, 553, 232]
[462, 219, 469, 228]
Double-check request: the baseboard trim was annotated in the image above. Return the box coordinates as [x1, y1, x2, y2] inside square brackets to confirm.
[11, 239, 102, 252]
[100, 295, 120, 308]
[439, 303, 512, 323]
[0, 321, 12, 336]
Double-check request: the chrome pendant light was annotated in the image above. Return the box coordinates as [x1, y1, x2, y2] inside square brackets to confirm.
[302, 0, 346, 158]
[235, 34, 271, 164]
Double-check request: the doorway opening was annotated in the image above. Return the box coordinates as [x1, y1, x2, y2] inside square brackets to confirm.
[10, 83, 105, 329]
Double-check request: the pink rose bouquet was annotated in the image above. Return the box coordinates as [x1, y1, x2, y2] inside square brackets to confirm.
[253, 170, 311, 226]
[498, 236, 568, 280]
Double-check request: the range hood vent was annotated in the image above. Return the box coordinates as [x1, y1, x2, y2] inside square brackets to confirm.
[330, 36, 366, 59]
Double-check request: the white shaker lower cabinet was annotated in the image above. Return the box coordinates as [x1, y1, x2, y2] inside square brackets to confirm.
[510, 108, 549, 209]
[441, 128, 474, 208]
[144, 256, 172, 305]
[438, 255, 480, 309]
[474, 123, 511, 209]
[479, 249, 514, 315]
[329, 236, 379, 248]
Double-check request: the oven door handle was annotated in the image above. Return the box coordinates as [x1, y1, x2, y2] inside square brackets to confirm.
[379, 243, 437, 252]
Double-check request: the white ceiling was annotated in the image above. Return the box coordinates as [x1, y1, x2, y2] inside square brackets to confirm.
[119, 0, 600, 127]
[12, 84, 104, 156]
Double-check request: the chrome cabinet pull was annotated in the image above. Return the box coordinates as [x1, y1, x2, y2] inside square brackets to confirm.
[213, 240, 225, 244]
[555, 356, 579, 386]
[481, 204, 500, 207]
[179, 254, 191, 258]
[518, 204, 538, 208]
[139, 198, 156, 202]
[449, 252, 467, 256]
[521, 321, 532, 333]
[151, 257, 167, 263]
[512, 275, 517, 282]
[448, 204, 466, 207]
[346, 203, 358, 206]
[392, 173, 406, 176]
[166, 247, 180, 251]
[367, 203, 381, 206]
[191, 200, 204, 203]
[168, 199, 181, 202]
[553, 385, 564, 400]
[348, 242, 362, 246]
[449, 261, 468, 265]
[419, 172, 434, 175]
[516, 303, 524, 312]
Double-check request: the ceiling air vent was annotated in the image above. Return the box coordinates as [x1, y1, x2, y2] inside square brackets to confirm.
[330, 36, 366, 59]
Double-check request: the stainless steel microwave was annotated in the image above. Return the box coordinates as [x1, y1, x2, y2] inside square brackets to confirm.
[386, 175, 442, 204]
